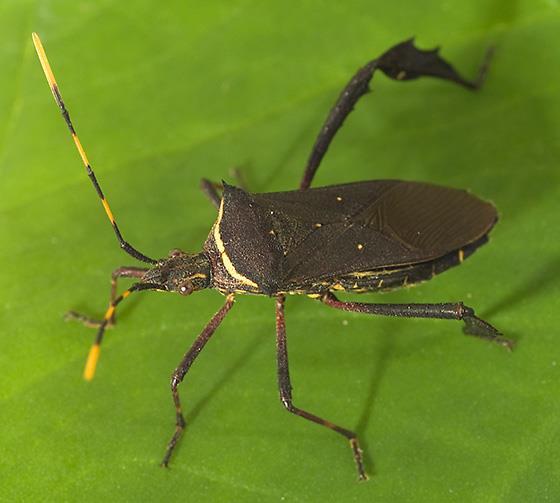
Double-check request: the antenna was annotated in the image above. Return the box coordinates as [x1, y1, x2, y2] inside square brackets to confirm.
[32, 33, 157, 264]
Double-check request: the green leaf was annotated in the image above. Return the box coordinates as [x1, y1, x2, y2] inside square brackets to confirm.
[2, 1, 560, 501]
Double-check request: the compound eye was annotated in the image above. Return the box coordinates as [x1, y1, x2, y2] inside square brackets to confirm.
[179, 282, 193, 296]
[168, 248, 183, 258]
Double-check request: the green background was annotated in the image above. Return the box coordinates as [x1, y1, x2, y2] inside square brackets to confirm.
[1, 1, 560, 501]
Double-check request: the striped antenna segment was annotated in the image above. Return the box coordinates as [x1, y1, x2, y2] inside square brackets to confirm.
[32, 33, 157, 264]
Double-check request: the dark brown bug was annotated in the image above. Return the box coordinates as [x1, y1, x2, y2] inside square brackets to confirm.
[33, 33, 512, 480]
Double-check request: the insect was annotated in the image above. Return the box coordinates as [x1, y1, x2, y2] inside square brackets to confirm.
[33, 33, 512, 480]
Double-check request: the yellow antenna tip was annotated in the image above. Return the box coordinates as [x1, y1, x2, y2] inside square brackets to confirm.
[83, 344, 101, 381]
[31, 31, 58, 90]
[31, 32, 44, 55]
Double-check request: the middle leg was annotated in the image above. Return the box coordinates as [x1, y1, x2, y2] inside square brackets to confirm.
[275, 294, 368, 480]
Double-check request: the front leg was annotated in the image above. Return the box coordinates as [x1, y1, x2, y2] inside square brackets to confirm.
[66, 266, 148, 327]
[161, 294, 235, 467]
[321, 292, 513, 350]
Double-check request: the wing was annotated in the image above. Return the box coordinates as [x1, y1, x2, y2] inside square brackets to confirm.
[251, 180, 497, 285]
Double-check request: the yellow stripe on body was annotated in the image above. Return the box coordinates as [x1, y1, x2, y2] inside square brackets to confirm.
[190, 273, 208, 280]
[213, 199, 258, 288]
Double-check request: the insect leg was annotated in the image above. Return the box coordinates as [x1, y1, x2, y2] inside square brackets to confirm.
[66, 266, 148, 328]
[321, 292, 513, 350]
[299, 39, 493, 190]
[161, 294, 236, 467]
[199, 179, 222, 208]
[275, 295, 368, 481]
[32, 33, 156, 264]
[200, 168, 248, 209]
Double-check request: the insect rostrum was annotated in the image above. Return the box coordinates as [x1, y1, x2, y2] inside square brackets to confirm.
[33, 33, 512, 481]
